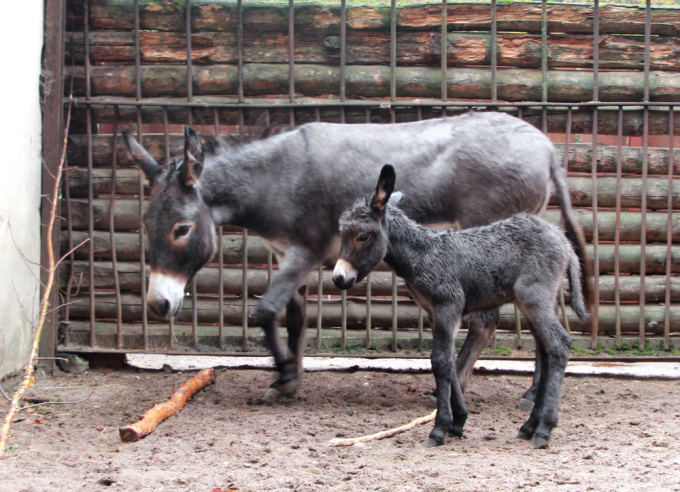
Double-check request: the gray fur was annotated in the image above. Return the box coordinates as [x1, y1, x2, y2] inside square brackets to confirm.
[121, 112, 589, 400]
[333, 164, 589, 448]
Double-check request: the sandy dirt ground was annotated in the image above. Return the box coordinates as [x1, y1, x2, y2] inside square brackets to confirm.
[1, 366, 679, 492]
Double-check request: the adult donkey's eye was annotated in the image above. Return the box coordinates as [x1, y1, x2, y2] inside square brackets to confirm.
[356, 233, 370, 243]
[172, 223, 194, 241]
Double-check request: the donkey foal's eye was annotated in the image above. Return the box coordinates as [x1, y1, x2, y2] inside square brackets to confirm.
[356, 233, 370, 243]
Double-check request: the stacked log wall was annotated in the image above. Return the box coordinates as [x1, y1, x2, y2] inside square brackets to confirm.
[61, 0, 680, 351]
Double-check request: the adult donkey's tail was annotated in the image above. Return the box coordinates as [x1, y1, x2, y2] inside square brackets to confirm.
[549, 152, 594, 320]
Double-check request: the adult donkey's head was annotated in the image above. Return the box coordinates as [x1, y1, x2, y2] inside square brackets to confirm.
[122, 126, 217, 319]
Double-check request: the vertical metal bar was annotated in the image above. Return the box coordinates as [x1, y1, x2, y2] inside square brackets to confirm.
[237, 0, 244, 103]
[242, 229, 249, 345]
[214, 108, 224, 348]
[162, 107, 174, 348]
[110, 107, 123, 348]
[365, 273, 372, 349]
[664, 110, 675, 350]
[288, 0, 296, 127]
[391, 273, 398, 351]
[390, 0, 397, 103]
[186, 0, 193, 106]
[560, 108, 572, 333]
[614, 107, 623, 346]
[541, 0, 548, 132]
[84, 0, 96, 347]
[316, 265, 323, 351]
[490, 0, 497, 102]
[638, 0, 651, 349]
[340, 0, 347, 102]
[133, 0, 148, 349]
[590, 0, 600, 349]
[341, 289, 347, 350]
[365, 109, 373, 349]
[186, 0, 198, 345]
[441, 0, 447, 102]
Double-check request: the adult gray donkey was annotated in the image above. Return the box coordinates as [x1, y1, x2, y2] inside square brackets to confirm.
[122, 111, 591, 401]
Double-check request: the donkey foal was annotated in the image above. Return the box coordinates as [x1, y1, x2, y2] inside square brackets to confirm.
[333, 165, 589, 449]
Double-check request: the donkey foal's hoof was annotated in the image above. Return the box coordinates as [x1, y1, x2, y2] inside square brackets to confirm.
[516, 429, 533, 441]
[518, 397, 535, 413]
[425, 437, 444, 447]
[533, 436, 550, 449]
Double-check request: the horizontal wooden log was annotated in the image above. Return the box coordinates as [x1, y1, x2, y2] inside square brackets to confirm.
[64, 170, 680, 211]
[61, 230, 680, 275]
[66, 64, 680, 103]
[70, 103, 680, 136]
[62, 259, 680, 306]
[548, 176, 680, 211]
[68, 133, 680, 176]
[67, 30, 680, 72]
[68, 2, 680, 36]
[62, 293, 680, 336]
[64, 196, 680, 244]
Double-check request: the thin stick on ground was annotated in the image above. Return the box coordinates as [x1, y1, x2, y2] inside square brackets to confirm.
[329, 409, 437, 447]
[119, 368, 216, 443]
[0, 94, 74, 457]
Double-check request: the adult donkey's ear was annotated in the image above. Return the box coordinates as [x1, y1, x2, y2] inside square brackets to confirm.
[180, 126, 204, 188]
[371, 164, 396, 214]
[121, 127, 164, 185]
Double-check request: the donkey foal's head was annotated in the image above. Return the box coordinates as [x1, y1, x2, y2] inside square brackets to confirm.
[333, 164, 398, 290]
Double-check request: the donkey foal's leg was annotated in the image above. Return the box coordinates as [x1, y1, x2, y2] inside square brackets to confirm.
[427, 309, 466, 447]
[517, 306, 571, 448]
[456, 309, 498, 392]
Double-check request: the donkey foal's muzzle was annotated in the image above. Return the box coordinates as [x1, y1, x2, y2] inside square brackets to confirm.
[332, 258, 358, 290]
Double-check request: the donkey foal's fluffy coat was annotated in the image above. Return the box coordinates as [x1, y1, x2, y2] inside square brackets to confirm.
[333, 165, 589, 449]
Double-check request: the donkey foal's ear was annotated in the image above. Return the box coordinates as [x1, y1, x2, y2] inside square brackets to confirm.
[181, 126, 204, 188]
[371, 164, 396, 213]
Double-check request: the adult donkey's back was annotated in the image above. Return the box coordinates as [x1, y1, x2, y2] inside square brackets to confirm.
[123, 111, 590, 400]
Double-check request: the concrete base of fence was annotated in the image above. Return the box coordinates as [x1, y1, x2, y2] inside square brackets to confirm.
[125, 354, 680, 379]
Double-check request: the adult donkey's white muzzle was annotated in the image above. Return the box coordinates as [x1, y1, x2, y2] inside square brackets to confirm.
[147, 270, 187, 319]
[332, 258, 358, 290]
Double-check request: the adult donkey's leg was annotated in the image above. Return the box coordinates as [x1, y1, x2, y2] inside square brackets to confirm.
[285, 284, 309, 383]
[256, 246, 316, 400]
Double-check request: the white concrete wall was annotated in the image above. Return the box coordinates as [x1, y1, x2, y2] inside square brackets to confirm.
[0, 3, 45, 378]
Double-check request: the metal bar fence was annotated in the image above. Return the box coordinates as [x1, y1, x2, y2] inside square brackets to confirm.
[56, 0, 680, 357]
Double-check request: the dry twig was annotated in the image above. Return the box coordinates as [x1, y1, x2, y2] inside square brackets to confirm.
[0, 94, 74, 456]
[328, 409, 437, 447]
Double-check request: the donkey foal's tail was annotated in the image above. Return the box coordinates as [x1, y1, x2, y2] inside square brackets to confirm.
[567, 248, 590, 321]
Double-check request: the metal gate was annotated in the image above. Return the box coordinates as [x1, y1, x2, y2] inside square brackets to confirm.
[49, 0, 679, 358]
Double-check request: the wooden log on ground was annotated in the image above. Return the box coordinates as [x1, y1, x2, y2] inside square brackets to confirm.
[67, 30, 680, 72]
[70, 104, 680, 136]
[119, 368, 215, 442]
[68, 2, 680, 36]
[66, 64, 680, 103]
[61, 294, 680, 335]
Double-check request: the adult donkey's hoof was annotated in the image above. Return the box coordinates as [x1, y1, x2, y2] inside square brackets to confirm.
[263, 374, 300, 401]
[518, 397, 535, 413]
